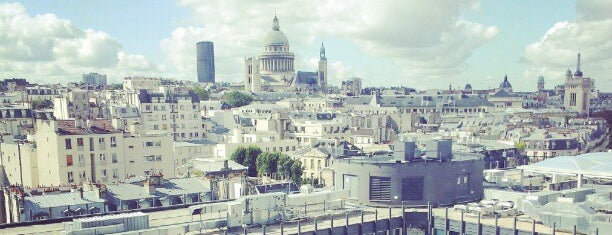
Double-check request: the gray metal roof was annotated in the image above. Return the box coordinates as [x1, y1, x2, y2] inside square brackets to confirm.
[191, 160, 247, 173]
[155, 178, 211, 196]
[106, 178, 211, 201]
[342, 95, 493, 108]
[25, 191, 104, 209]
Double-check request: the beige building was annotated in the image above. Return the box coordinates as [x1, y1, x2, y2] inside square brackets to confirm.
[53, 90, 102, 120]
[564, 53, 593, 115]
[488, 90, 524, 109]
[290, 146, 332, 185]
[1, 120, 180, 188]
[244, 16, 328, 93]
[287, 116, 350, 147]
[122, 77, 162, 91]
[0, 140, 38, 187]
[123, 133, 176, 178]
[135, 90, 205, 141]
[36, 119, 125, 186]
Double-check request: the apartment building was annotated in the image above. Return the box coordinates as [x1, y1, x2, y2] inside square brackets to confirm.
[123, 133, 176, 178]
[0, 140, 38, 187]
[53, 90, 102, 120]
[286, 113, 350, 146]
[0, 107, 35, 136]
[136, 90, 204, 141]
[36, 119, 125, 186]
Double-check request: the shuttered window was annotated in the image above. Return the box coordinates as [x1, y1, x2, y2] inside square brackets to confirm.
[402, 177, 424, 201]
[370, 176, 392, 201]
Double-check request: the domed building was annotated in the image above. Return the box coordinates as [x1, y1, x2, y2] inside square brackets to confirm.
[464, 84, 473, 92]
[499, 74, 513, 93]
[244, 16, 327, 93]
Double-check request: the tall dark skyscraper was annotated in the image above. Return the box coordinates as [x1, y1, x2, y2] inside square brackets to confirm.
[196, 41, 215, 83]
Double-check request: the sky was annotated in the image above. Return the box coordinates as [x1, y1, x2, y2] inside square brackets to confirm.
[0, 0, 611, 92]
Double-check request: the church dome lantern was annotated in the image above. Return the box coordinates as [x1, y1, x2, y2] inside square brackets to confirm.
[263, 16, 290, 48]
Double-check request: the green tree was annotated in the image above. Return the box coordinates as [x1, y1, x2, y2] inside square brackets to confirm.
[277, 154, 293, 179]
[30, 99, 53, 109]
[290, 160, 303, 184]
[230, 146, 247, 165]
[225, 91, 253, 107]
[230, 146, 261, 177]
[244, 146, 262, 177]
[516, 140, 526, 152]
[194, 87, 210, 101]
[256, 152, 281, 176]
[109, 83, 123, 90]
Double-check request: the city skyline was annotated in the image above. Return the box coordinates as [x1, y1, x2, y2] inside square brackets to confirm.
[0, 0, 610, 91]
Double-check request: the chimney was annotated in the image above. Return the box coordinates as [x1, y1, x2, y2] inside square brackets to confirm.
[79, 186, 84, 199]
[144, 179, 156, 194]
[393, 141, 415, 162]
[224, 160, 229, 170]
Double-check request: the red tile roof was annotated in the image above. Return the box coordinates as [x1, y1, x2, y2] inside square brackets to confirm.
[56, 119, 120, 135]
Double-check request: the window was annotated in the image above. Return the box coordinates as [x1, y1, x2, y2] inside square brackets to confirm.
[79, 171, 86, 179]
[68, 172, 74, 183]
[155, 155, 162, 161]
[110, 137, 116, 147]
[65, 138, 72, 150]
[111, 153, 118, 163]
[146, 155, 155, 161]
[145, 105, 151, 111]
[155, 141, 161, 147]
[101, 169, 107, 177]
[77, 138, 84, 147]
[65, 155, 73, 166]
[310, 159, 314, 169]
[78, 154, 85, 162]
[112, 169, 119, 179]
[99, 153, 106, 161]
[145, 141, 154, 147]
[370, 176, 392, 201]
[402, 177, 424, 201]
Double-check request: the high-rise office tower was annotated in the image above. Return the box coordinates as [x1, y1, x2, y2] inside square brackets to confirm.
[197, 41, 215, 83]
[82, 72, 107, 87]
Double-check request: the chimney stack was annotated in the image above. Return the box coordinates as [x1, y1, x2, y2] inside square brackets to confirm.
[393, 140, 416, 162]
[144, 179, 156, 194]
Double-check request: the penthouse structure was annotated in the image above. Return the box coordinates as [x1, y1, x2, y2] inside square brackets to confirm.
[332, 140, 484, 206]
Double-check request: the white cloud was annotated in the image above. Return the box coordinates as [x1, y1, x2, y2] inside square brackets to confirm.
[166, 0, 497, 86]
[0, 2, 161, 83]
[522, 0, 612, 91]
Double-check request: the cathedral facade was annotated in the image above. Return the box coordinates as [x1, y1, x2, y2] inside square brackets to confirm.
[244, 16, 327, 93]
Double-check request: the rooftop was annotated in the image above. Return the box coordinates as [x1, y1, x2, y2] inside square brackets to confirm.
[518, 152, 612, 179]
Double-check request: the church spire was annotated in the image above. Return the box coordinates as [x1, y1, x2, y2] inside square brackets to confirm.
[320, 42, 326, 60]
[576, 51, 581, 72]
[272, 15, 280, 31]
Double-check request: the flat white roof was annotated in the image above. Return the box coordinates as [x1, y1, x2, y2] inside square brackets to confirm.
[518, 152, 612, 179]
